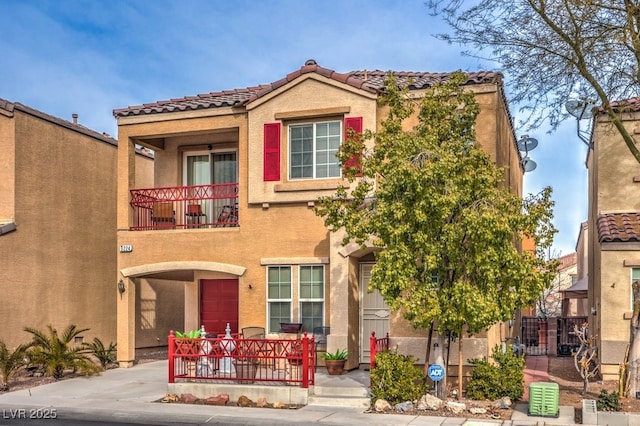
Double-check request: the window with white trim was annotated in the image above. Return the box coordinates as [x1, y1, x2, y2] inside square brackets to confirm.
[289, 121, 342, 179]
[299, 265, 325, 333]
[267, 266, 292, 333]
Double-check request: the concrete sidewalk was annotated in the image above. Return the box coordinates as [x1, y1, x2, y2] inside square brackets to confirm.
[0, 360, 575, 425]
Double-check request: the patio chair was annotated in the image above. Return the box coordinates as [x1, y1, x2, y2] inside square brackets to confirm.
[216, 204, 238, 226]
[313, 326, 330, 371]
[151, 202, 175, 229]
[185, 203, 206, 228]
[241, 327, 269, 368]
[241, 326, 265, 339]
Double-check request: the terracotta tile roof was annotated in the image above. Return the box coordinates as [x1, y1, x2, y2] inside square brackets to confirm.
[113, 59, 503, 118]
[607, 97, 640, 113]
[597, 212, 640, 242]
[0, 97, 117, 146]
[555, 252, 577, 271]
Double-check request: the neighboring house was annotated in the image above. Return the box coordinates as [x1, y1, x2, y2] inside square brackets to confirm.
[588, 100, 640, 380]
[537, 252, 577, 319]
[561, 222, 588, 317]
[0, 99, 151, 349]
[113, 60, 524, 370]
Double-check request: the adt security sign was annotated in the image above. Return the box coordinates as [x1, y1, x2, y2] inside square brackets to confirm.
[428, 364, 445, 382]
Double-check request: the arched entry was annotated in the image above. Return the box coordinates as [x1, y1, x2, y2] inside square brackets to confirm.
[200, 278, 238, 333]
[118, 261, 246, 366]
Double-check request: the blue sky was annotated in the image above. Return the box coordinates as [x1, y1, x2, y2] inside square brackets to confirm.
[1, 0, 588, 255]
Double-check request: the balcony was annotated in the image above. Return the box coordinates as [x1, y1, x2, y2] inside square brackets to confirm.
[129, 183, 238, 230]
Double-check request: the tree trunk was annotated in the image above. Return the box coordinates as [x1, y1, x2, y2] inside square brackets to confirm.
[435, 334, 447, 399]
[424, 323, 434, 376]
[458, 334, 463, 401]
[628, 281, 640, 397]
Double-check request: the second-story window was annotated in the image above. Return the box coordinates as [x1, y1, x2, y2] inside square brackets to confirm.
[289, 121, 342, 180]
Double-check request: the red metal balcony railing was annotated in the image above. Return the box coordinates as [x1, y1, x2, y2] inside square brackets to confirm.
[167, 331, 315, 388]
[129, 183, 238, 230]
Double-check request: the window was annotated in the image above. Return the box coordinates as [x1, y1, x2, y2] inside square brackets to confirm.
[631, 268, 640, 310]
[267, 266, 292, 333]
[289, 121, 342, 180]
[299, 265, 325, 332]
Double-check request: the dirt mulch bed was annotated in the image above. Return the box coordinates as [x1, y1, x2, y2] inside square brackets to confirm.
[550, 355, 640, 423]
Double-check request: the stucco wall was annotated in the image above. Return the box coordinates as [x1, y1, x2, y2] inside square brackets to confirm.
[135, 278, 185, 348]
[246, 75, 378, 205]
[591, 114, 640, 379]
[0, 109, 117, 348]
[0, 113, 16, 221]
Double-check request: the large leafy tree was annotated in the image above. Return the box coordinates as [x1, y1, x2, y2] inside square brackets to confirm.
[427, 0, 640, 162]
[316, 72, 557, 398]
[427, 0, 640, 396]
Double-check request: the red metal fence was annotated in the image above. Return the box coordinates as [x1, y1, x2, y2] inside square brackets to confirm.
[369, 331, 389, 369]
[130, 183, 239, 230]
[168, 331, 315, 388]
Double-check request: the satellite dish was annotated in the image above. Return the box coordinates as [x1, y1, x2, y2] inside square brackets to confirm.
[521, 156, 537, 173]
[565, 99, 596, 120]
[517, 135, 538, 152]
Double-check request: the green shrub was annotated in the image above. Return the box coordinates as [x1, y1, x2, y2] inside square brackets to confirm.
[370, 350, 428, 404]
[0, 341, 29, 390]
[24, 324, 100, 379]
[465, 345, 524, 400]
[596, 389, 620, 412]
[84, 338, 117, 369]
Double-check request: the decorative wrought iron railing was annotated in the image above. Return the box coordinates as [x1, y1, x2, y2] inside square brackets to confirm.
[167, 331, 315, 388]
[129, 183, 238, 230]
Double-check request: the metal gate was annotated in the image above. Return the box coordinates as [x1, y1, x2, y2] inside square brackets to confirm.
[557, 316, 587, 356]
[521, 317, 548, 356]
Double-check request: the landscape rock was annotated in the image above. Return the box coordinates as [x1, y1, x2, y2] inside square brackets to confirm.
[237, 395, 253, 407]
[395, 401, 414, 413]
[374, 399, 392, 412]
[469, 406, 487, 414]
[161, 393, 179, 403]
[492, 396, 512, 409]
[273, 401, 286, 409]
[180, 393, 198, 404]
[205, 393, 229, 406]
[446, 401, 466, 414]
[417, 394, 443, 411]
[256, 397, 269, 407]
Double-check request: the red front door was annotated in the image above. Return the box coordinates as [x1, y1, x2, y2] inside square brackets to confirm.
[200, 279, 239, 335]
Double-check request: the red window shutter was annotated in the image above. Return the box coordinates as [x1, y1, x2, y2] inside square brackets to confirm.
[343, 116, 363, 175]
[264, 123, 281, 181]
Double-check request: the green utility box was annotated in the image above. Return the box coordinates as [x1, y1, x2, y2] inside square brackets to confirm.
[528, 382, 559, 417]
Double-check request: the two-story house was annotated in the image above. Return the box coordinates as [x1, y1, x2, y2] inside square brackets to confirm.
[588, 99, 640, 380]
[0, 99, 151, 349]
[113, 60, 524, 371]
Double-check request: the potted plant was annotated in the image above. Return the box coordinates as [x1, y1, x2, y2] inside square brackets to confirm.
[174, 329, 201, 353]
[174, 329, 201, 376]
[323, 348, 348, 375]
[234, 340, 259, 384]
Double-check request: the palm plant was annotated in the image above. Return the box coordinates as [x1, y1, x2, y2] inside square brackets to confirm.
[24, 324, 100, 379]
[0, 341, 29, 390]
[84, 337, 117, 369]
